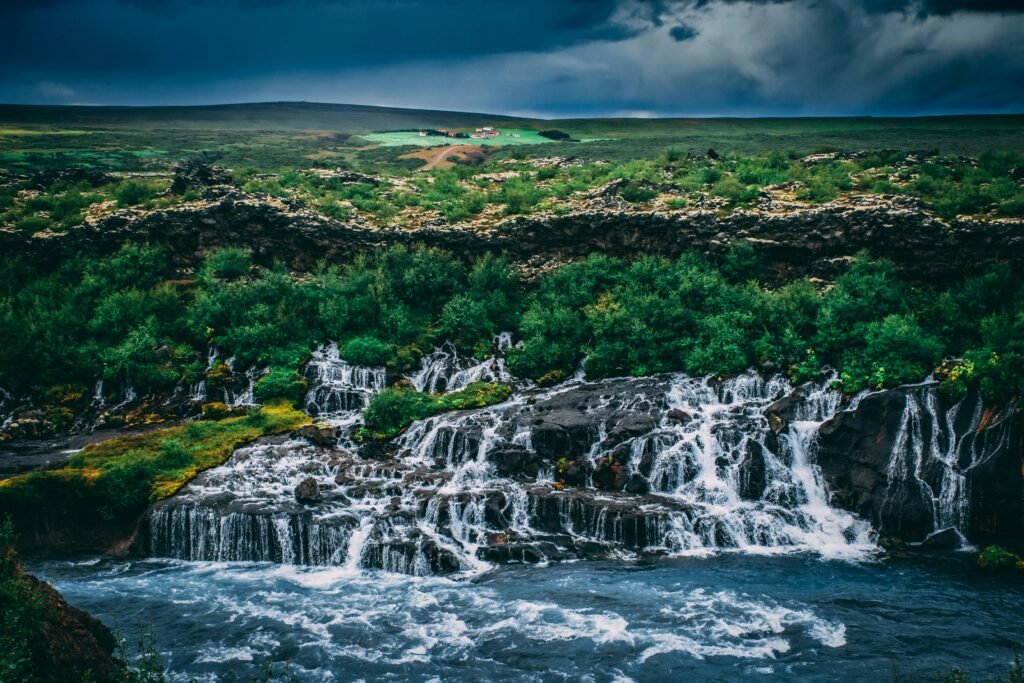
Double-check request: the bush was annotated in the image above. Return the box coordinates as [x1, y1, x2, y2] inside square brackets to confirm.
[711, 176, 758, 204]
[341, 336, 393, 367]
[200, 247, 252, 282]
[620, 182, 658, 204]
[363, 382, 512, 438]
[114, 180, 157, 207]
[254, 368, 308, 405]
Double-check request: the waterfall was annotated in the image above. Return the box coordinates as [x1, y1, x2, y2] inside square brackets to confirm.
[0, 386, 13, 430]
[148, 366, 881, 576]
[882, 384, 1013, 544]
[408, 339, 515, 394]
[189, 380, 207, 403]
[224, 365, 263, 407]
[303, 343, 386, 429]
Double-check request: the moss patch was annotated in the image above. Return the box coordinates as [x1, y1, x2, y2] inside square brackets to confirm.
[361, 381, 512, 439]
[0, 401, 309, 541]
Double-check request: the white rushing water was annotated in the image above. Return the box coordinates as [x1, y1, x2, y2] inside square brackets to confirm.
[148, 336, 884, 574]
[881, 383, 1014, 545]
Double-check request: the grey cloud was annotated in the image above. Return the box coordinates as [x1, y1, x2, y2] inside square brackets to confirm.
[669, 22, 700, 40]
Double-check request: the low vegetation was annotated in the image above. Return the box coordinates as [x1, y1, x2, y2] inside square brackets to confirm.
[361, 382, 513, 439]
[4, 148, 1023, 234]
[0, 402, 309, 534]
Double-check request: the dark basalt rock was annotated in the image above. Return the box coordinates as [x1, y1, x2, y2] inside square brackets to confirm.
[169, 160, 236, 195]
[2, 186, 1021, 283]
[764, 386, 807, 434]
[738, 440, 768, 500]
[816, 389, 930, 540]
[665, 408, 693, 424]
[921, 527, 965, 550]
[22, 572, 124, 682]
[294, 477, 321, 504]
[816, 388, 1023, 546]
[30, 168, 114, 191]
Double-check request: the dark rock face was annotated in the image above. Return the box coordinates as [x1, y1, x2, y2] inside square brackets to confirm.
[22, 572, 123, 682]
[169, 160, 236, 195]
[30, 168, 114, 190]
[968, 409, 1024, 546]
[738, 440, 768, 500]
[2, 188, 1021, 283]
[817, 390, 929, 540]
[817, 387, 1023, 546]
[295, 477, 321, 504]
[921, 527, 965, 550]
[765, 387, 807, 434]
[500, 377, 668, 472]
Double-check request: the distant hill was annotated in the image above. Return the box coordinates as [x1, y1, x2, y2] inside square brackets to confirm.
[0, 101, 530, 133]
[1, 101, 1021, 172]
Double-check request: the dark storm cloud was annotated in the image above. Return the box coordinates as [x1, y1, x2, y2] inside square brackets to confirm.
[669, 22, 700, 40]
[0, 0, 1021, 115]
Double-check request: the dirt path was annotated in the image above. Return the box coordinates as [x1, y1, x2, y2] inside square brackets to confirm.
[400, 144, 489, 170]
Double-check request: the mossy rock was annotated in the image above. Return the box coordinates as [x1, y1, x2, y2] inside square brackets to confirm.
[537, 370, 564, 388]
[43, 384, 88, 406]
[206, 362, 233, 389]
[200, 402, 244, 420]
[978, 545, 1023, 570]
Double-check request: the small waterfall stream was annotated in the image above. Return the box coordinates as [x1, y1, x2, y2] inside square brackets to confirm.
[881, 383, 1015, 545]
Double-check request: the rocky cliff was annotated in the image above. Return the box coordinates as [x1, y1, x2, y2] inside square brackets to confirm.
[2, 186, 1022, 281]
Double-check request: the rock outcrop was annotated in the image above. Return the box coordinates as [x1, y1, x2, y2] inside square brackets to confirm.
[2, 187, 1021, 282]
[817, 386, 1023, 546]
[24, 573, 123, 682]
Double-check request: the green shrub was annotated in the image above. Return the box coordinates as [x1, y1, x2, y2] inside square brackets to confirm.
[115, 180, 157, 207]
[363, 382, 512, 438]
[711, 176, 758, 204]
[14, 215, 51, 232]
[254, 368, 308, 405]
[341, 336, 393, 366]
[620, 182, 658, 204]
[199, 247, 252, 282]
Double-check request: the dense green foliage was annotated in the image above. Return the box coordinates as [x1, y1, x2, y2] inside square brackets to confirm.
[0, 519, 45, 681]
[0, 244, 521, 399]
[506, 249, 1024, 398]
[362, 382, 513, 438]
[1, 243, 1022, 414]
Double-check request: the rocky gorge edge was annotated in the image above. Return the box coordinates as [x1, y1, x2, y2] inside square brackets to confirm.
[2, 181, 1022, 282]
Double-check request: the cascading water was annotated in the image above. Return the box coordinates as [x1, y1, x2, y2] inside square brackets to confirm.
[147, 351, 880, 575]
[881, 382, 1014, 545]
[408, 334, 516, 394]
[223, 363, 263, 407]
[303, 342, 386, 432]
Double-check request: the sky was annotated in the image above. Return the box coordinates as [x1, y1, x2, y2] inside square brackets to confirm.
[1, 0, 1023, 118]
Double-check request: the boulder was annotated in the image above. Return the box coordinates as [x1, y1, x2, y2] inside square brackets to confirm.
[169, 159, 236, 195]
[764, 387, 807, 434]
[294, 423, 337, 446]
[921, 527, 965, 550]
[665, 408, 693, 424]
[294, 477, 321, 504]
[737, 440, 767, 500]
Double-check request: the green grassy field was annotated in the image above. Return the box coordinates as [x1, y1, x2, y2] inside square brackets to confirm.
[0, 102, 1021, 173]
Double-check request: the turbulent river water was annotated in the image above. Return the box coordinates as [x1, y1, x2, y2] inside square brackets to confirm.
[19, 336, 1024, 680]
[27, 553, 1024, 681]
